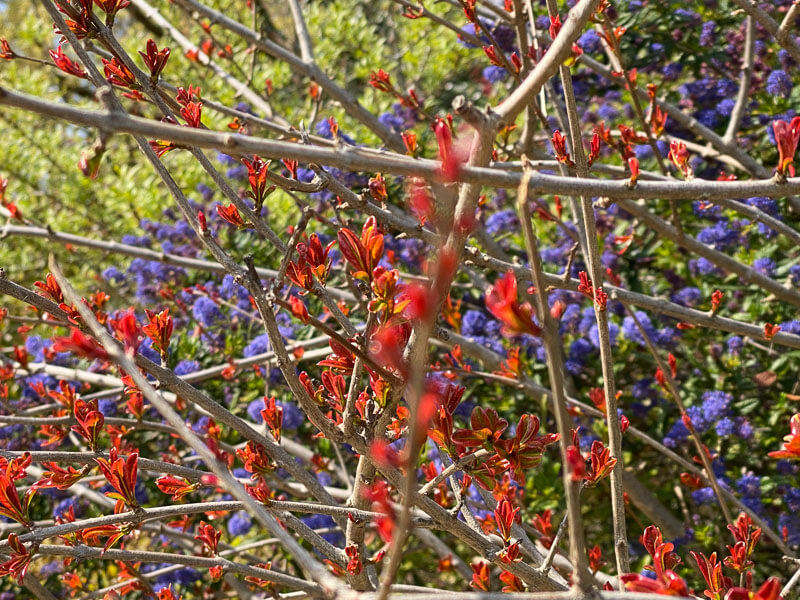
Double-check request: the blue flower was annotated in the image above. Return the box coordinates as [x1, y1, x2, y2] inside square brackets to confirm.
[301, 514, 344, 547]
[155, 567, 202, 590]
[779, 49, 795, 70]
[621, 311, 656, 346]
[98, 398, 117, 416]
[689, 257, 722, 277]
[378, 111, 404, 132]
[482, 66, 508, 84]
[736, 473, 761, 498]
[39, 561, 63, 577]
[457, 23, 486, 48]
[716, 98, 736, 117]
[664, 421, 689, 447]
[315, 120, 357, 144]
[736, 418, 754, 439]
[746, 197, 779, 215]
[686, 404, 709, 431]
[701, 391, 731, 422]
[695, 109, 719, 128]
[569, 338, 594, 361]
[699, 21, 715, 47]
[578, 29, 601, 53]
[281, 401, 304, 430]
[243, 333, 270, 358]
[247, 399, 264, 423]
[715, 417, 735, 436]
[785, 489, 800, 512]
[121, 234, 151, 248]
[492, 24, 516, 53]
[596, 103, 619, 122]
[588, 322, 619, 348]
[174, 360, 200, 376]
[766, 69, 793, 98]
[674, 8, 699, 21]
[632, 378, 656, 401]
[741, 495, 764, 514]
[216, 152, 238, 166]
[716, 79, 737, 98]
[672, 287, 702, 307]
[753, 257, 776, 277]
[559, 303, 582, 333]
[25, 335, 57, 362]
[102, 266, 126, 282]
[696, 220, 740, 250]
[791, 265, 800, 285]
[779, 514, 800, 546]
[192, 297, 223, 327]
[662, 62, 683, 81]
[53, 497, 81, 519]
[485, 210, 518, 235]
[226, 165, 248, 179]
[779, 320, 800, 335]
[228, 511, 252, 536]
[691, 487, 716, 504]
[462, 310, 488, 337]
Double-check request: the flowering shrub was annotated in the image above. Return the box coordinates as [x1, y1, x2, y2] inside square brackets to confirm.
[1, 0, 800, 598]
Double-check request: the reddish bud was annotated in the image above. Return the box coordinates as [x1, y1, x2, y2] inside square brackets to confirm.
[139, 39, 170, 80]
[772, 117, 800, 177]
[49, 46, 86, 78]
[764, 323, 780, 341]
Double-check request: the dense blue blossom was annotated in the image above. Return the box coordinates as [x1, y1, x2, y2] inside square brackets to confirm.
[736, 473, 761, 497]
[766, 69, 793, 97]
[715, 417, 735, 436]
[780, 514, 800, 546]
[696, 109, 719, 128]
[315, 119, 355, 144]
[154, 567, 202, 590]
[461, 310, 489, 337]
[98, 398, 117, 416]
[485, 209, 518, 235]
[578, 29, 601, 53]
[483, 66, 508, 83]
[621, 311, 659, 347]
[102, 266, 125, 282]
[672, 287, 702, 307]
[662, 62, 682, 81]
[174, 360, 200, 376]
[692, 487, 716, 504]
[780, 320, 800, 335]
[228, 511, 252, 536]
[741, 495, 764, 514]
[736, 418, 754, 439]
[697, 220, 740, 250]
[716, 98, 735, 117]
[138, 338, 161, 364]
[53, 497, 81, 519]
[690, 257, 722, 277]
[753, 257, 776, 277]
[785, 488, 800, 512]
[301, 513, 344, 547]
[243, 334, 270, 357]
[248, 399, 303, 430]
[632, 378, 656, 400]
[701, 391, 731, 422]
[699, 21, 715, 47]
